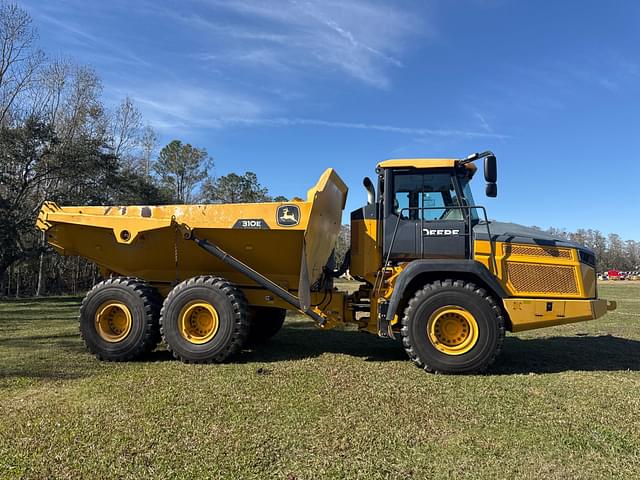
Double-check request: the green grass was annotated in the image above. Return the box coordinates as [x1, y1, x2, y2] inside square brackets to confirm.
[0, 284, 639, 479]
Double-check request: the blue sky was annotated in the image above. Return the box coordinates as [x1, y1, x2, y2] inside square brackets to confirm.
[22, 0, 640, 238]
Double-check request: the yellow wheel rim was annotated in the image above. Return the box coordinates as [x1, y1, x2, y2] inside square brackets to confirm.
[427, 306, 479, 355]
[95, 301, 132, 343]
[178, 301, 219, 344]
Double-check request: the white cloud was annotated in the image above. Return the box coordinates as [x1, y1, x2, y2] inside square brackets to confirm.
[31, 12, 151, 68]
[179, 0, 426, 88]
[473, 112, 492, 132]
[112, 79, 509, 140]
[224, 117, 509, 139]
[109, 83, 267, 132]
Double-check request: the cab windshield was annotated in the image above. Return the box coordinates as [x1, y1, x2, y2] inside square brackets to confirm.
[459, 176, 479, 221]
[391, 170, 479, 222]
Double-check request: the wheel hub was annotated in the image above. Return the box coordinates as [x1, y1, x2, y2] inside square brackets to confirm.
[95, 302, 132, 342]
[428, 306, 479, 355]
[179, 301, 219, 344]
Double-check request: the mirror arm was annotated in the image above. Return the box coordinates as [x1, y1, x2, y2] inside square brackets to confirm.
[460, 150, 495, 164]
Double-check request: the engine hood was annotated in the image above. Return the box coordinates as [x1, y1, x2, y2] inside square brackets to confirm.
[473, 221, 596, 257]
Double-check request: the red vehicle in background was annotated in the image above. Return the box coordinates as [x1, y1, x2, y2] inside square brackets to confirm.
[608, 269, 621, 280]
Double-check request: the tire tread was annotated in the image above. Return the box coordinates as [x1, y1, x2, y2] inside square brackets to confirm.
[160, 275, 250, 363]
[400, 279, 505, 374]
[79, 276, 161, 361]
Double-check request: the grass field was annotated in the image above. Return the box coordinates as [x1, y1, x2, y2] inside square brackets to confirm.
[1, 283, 639, 479]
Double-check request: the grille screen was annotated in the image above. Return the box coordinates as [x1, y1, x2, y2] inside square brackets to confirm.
[506, 262, 579, 295]
[504, 244, 572, 259]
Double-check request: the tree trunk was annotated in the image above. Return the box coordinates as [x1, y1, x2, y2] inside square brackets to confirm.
[7, 263, 12, 297]
[72, 256, 79, 294]
[15, 265, 20, 299]
[36, 239, 46, 296]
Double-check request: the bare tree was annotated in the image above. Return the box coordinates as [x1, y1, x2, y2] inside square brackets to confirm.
[33, 58, 72, 126]
[108, 96, 142, 164]
[0, 2, 44, 126]
[56, 65, 105, 144]
[139, 124, 157, 177]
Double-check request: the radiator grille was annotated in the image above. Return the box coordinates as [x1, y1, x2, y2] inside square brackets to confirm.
[506, 262, 579, 295]
[504, 244, 573, 259]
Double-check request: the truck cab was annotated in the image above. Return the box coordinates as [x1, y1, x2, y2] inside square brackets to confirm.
[351, 155, 494, 284]
[349, 152, 614, 373]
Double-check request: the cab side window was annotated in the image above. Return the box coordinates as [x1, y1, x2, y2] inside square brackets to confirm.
[393, 172, 458, 221]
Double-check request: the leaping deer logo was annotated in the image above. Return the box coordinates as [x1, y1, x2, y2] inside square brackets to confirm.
[277, 205, 300, 226]
[280, 208, 297, 223]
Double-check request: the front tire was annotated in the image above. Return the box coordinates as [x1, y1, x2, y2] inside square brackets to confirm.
[401, 279, 505, 374]
[160, 276, 250, 363]
[79, 277, 161, 361]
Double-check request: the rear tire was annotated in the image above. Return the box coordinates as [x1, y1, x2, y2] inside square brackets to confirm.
[246, 307, 286, 346]
[160, 276, 250, 363]
[79, 277, 161, 361]
[401, 279, 504, 374]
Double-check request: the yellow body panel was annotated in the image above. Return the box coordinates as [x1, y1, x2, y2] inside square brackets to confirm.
[304, 169, 349, 285]
[377, 159, 477, 176]
[242, 288, 350, 325]
[474, 240, 596, 299]
[472, 239, 609, 330]
[504, 298, 616, 332]
[37, 169, 348, 301]
[377, 158, 458, 169]
[350, 218, 380, 283]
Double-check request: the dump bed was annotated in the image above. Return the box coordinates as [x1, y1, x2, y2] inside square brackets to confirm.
[37, 168, 348, 295]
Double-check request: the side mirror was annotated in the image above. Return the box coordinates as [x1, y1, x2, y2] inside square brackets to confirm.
[484, 154, 497, 183]
[486, 182, 497, 197]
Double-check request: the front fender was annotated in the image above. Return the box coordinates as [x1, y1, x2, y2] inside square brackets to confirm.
[386, 259, 507, 323]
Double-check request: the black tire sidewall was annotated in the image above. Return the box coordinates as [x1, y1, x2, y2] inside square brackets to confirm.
[80, 284, 150, 359]
[162, 283, 238, 361]
[407, 287, 499, 373]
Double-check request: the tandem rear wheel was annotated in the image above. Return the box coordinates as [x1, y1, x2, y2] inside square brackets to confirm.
[401, 279, 505, 374]
[160, 276, 250, 363]
[79, 277, 162, 361]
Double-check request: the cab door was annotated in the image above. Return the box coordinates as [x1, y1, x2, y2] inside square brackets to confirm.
[383, 169, 468, 262]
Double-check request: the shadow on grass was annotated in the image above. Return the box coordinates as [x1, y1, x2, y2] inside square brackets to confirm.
[0, 332, 79, 345]
[0, 369, 89, 382]
[493, 335, 640, 374]
[135, 323, 406, 364]
[0, 331, 95, 383]
[0, 296, 83, 305]
[3, 321, 638, 378]
[142, 322, 640, 374]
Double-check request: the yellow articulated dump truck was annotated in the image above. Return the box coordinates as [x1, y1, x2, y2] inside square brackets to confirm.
[36, 151, 616, 373]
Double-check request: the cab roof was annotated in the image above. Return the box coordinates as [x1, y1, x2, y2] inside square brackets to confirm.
[377, 158, 477, 173]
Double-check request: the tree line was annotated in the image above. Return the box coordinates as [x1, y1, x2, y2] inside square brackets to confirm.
[0, 3, 284, 298]
[542, 227, 640, 273]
